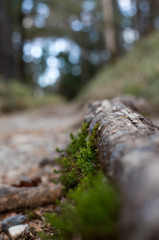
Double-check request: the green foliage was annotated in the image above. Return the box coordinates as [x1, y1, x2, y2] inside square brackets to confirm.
[58, 122, 100, 191]
[6, 0, 106, 98]
[0, 80, 32, 112]
[0, 80, 64, 113]
[44, 173, 120, 240]
[78, 31, 159, 114]
[41, 123, 120, 240]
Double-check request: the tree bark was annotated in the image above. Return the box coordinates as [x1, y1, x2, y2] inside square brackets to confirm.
[102, 0, 117, 57]
[85, 97, 159, 240]
[148, 0, 157, 31]
[0, 0, 15, 80]
[0, 183, 62, 212]
[135, 0, 157, 36]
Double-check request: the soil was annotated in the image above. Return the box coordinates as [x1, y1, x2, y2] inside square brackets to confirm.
[0, 103, 85, 239]
[0, 104, 84, 184]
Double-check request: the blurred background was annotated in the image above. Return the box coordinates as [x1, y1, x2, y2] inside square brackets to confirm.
[0, 0, 159, 113]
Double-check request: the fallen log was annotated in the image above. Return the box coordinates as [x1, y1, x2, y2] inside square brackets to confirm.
[0, 183, 62, 212]
[85, 97, 159, 240]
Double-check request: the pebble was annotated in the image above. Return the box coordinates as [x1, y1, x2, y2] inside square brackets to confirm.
[8, 224, 28, 240]
[21, 225, 37, 239]
[55, 206, 61, 214]
[39, 157, 53, 167]
[1, 215, 27, 232]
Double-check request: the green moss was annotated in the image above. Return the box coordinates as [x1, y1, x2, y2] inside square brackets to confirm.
[44, 173, 120, 240]
[41, 123, 120, 240]
[77, 31, 159, 114]
[57, 122, 100, 191]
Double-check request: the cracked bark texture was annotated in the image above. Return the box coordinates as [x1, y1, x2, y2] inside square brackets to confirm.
[85, 97, 159, 240]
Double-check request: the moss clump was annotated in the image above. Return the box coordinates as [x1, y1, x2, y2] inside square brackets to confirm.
[57, 122, 100, 191]
[41, 123, 120, 240]
[44, 173, 119, 240]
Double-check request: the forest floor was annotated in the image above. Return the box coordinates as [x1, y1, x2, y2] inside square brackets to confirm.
[0, 103, 85, 239]
[0, 104, 84, 184]
[0, 103, 158, 239]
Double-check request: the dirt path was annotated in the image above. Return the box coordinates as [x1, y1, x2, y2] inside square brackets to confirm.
[0, 104, 84, 184]
[0, 101, 158, 239]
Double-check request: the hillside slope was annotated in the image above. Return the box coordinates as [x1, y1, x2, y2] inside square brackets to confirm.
[78, 31, 159, 113]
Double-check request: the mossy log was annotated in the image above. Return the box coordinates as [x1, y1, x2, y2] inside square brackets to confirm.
[0, 183, 62, 212]
[85, 97, 159, 240]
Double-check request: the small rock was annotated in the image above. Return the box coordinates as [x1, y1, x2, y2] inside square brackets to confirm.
[21, 225, 37, 239]
[1, 215, 27, 232]
[8, 224, 28, 240]
[39, 157, 54, 167]
[55, 206, 61, 214]
[60, 197, 67, 203]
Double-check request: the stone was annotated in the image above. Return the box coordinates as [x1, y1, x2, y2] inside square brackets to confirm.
[8, 224, 28, 240]
[1, 215, 27, 232]
[21, 225, 37, 239]
[39, 157, 54, 167]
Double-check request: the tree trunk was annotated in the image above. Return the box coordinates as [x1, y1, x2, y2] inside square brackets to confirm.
[148, 0, 157, 31]
[0, 0, 15, 80]
[102, 0, 117, 57]
[85, 97, 159, 240]
[135, 0, 157, 36]
[17, 2, 26, 82]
